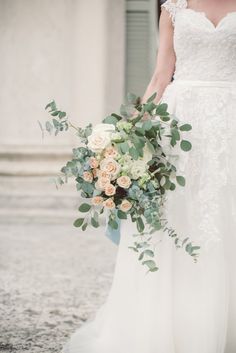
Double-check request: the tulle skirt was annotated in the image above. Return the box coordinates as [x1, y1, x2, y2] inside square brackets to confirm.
[62, 79, 236, 353]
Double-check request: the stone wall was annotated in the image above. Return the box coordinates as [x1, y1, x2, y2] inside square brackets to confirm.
[0, 0, 125, 219]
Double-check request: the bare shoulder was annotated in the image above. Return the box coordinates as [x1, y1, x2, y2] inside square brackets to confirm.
[159, 8, 173, 28]
[160, 0, 177, 27]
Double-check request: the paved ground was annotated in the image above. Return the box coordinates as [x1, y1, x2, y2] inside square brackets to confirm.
[0, 219, 117, 353]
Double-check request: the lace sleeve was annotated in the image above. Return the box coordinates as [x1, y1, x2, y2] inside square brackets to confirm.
[161, 0, 187, 26]
[161, 0, 177, 25]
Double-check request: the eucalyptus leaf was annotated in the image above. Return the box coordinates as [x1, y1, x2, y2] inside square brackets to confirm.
[45, 121, 53, 134]
[79, 203, 91, 212]
[103, 115, 118, 125]
[108, 219, 119, 230]
[127, 92, 138, 104]
[142, 260, 158, 271]
[82, 222, 88, 231]
[156, 103, 168, 116]
[73, 218, 84, 227]
[117, 210, 127, 219]
[51, 110, 60, 116]
[146, 92, 157, 103]
[176, 175, 186, 187]
[180, 123, 192, 131]
[142, 120, 152, 131]
[137, 217, 145, 233]
[59, 111, 66, 119]
[129, 146, 139, 160]
[91, 217, 99, 228]
[180, 140, 192, 152]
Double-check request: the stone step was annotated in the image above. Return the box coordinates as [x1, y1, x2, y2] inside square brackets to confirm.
[0, 175, 82, 216]
[0, 208, 106, 225]
[0, 144, 74, 176]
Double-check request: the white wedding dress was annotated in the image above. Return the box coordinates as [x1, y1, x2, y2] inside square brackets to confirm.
[63, 0, 236, 352]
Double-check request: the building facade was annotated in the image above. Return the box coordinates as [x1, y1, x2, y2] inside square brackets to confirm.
[0, 0, 158, 218]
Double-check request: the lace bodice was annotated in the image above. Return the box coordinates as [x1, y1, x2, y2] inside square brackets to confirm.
[161, 0, 236, 81]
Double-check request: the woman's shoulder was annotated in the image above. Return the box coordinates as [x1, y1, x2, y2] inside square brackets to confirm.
[161, 0, 188, 11]
[161, 0, 188, 25]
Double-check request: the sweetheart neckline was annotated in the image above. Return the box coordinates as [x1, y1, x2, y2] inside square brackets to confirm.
[183, 8, 236, 30]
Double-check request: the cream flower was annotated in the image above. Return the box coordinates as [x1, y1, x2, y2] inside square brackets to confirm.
[89, 156, 99, 169]
[104, 146, 118, 159]
[97, 169, 111, 178]
[111, 132, 123, 141]
[95, 176, 110, 190]
[104, 184, 116, 196]
[100, 157, 121, 180]
[130, 160, 147, 180]
[87, 124, 115, 153]
[83, 171, 93, 183]
[91, 196, 104, 205]
[117, 175, 131, 189]
[103, 198, 115, 209]
[120, 199, 132, 212]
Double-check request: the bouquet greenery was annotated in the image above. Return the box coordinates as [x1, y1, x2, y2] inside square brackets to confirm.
[39, 92, 200, 272]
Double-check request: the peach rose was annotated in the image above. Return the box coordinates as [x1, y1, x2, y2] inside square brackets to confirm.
[104, 146, 118, 159]
[117, 175, 131, 189]
[83, 171, 93, 183]
[91, 196, 104, 206]
[120, 199, 132, 212]
[103, 198, 115, 209]
[100, 157, 120, 180]
[95, 176, 110, 190]
[105, 184, 116, 196]
[89, 157, 99, 169]
[97, 170, 111, 178]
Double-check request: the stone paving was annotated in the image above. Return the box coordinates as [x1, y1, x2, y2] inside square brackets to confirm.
[0, 220, 117, 353]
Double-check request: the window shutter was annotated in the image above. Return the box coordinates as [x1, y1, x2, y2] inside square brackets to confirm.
[125, 0, 158, 98]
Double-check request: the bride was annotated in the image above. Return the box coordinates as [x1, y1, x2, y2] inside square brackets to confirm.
[63, 0, 236, 352]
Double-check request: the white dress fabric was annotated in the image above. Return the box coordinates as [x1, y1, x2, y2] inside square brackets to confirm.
[63, 1, 236, 352]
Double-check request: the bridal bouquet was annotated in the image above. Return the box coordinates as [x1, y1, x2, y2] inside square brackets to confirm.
[40, 92, 200, 272]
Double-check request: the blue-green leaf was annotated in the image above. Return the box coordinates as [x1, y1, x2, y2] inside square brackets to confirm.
[79, 203, 91, 212]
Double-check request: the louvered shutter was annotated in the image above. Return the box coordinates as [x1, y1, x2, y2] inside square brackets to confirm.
[125, 0, 158, 97]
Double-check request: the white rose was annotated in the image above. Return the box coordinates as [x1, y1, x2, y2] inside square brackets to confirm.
[130, 160, 147, 180]
[87, 124, 115, 153]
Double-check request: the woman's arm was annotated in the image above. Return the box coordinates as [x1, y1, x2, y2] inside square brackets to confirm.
[140, 8, 176, 104]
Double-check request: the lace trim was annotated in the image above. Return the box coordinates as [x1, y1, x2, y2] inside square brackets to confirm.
[161, 0, 188, 25]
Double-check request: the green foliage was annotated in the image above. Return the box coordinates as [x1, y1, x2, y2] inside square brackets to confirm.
[181, 140, 192, 152]
[176, 175, 186, 187]
[142, 260, 158, 272]
[146, 92, 157, 103]
[79, 203, 91, 212]
[180, 123, 192, 131]
[73, 218, 84, 227]
[103, 115, 120, 125]
[136, 217, 145, 233]
[91, 217, 99, 228]
[43, 100, 69, 136]
[117, 210, 127, 219]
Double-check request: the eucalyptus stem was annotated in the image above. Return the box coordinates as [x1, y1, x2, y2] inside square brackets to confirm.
[69, 121, 80, 132]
